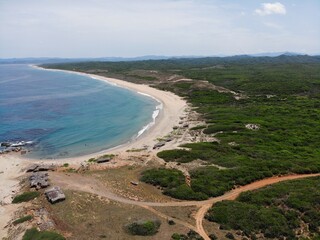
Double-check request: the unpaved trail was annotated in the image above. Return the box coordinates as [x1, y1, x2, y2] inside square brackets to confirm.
[50, 172, 320, 240]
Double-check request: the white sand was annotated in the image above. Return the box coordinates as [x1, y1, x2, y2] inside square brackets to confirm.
[0, 68, 187, 237]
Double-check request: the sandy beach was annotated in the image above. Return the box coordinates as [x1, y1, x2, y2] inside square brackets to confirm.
[21, 66, 188, 163]
[0, 67, 187, 238]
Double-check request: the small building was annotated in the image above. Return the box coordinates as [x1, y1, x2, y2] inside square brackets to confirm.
[45, 186, 66, 204]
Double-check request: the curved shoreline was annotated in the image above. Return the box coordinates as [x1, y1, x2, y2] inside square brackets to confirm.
[8, 66, 187, 164]
[0, 66, 187, 237]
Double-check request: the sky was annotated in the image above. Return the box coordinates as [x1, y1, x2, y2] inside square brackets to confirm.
[0, 0, 319, 58]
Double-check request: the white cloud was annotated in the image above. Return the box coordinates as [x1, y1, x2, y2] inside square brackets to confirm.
[255, 2, 286, 16]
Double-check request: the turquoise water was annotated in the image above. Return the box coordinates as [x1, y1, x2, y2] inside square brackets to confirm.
[0, 64, 158, 159]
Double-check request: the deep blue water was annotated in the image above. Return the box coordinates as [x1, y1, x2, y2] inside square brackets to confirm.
[0, 64, 158, 159]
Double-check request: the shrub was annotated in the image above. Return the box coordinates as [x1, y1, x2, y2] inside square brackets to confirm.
[126, 220, 161, 236]
[88, 158, 96, 162]
[172, 233, 184, 240]
[13, 215, 33, 225]
[164, 184, 208, 200]
[206, 201, 292, 238]
[12, 192, 40, 203]
[209, 233, 218, 240]
[140, 168, 185, 188]
[22, 228, 65, 240]
[225, 232, 235, 239]
[157, 149, 198, 163]
[187, 230, 203, 240]
[168, 219, 176, 225]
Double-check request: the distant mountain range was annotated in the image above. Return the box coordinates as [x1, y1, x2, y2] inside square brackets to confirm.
[0, 56, 170, 64]
[249, 52, 306, 57]
[0, 52, 318, 64]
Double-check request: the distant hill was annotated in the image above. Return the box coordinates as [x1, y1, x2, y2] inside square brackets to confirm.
[0, 56, 171, 64]
[249, 52, 303, 57]
[1, 53, 319, 65]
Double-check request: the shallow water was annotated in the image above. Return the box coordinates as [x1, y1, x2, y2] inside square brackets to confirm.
[0, 64, 158, 159]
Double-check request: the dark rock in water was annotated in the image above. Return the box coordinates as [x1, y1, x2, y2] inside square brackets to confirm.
[1, 142, 11, 147]
[1, 140, 34, 149]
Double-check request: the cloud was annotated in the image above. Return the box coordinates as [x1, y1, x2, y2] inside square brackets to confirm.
[255, 2, 286, 16]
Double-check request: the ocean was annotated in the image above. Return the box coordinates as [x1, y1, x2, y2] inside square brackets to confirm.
[0, 64, 159, 159]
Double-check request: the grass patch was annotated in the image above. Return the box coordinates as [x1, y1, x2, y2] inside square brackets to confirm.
[65, 168, 76, 173]
[13, 215, 33, 225]
[12, 192, 40, 203]
[190, 125, 207, 130]
[22, 228, 65, 240]
[88, 158, 96, 163]
[126, 148, 145, 152]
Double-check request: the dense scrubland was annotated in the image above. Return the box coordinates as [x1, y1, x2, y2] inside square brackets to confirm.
[206, 177, 320, 239]
[44, 55, 320, 238]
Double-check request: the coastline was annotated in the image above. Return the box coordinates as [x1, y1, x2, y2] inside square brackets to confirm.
[24, 65, 187, 163]
[0, 66, 188, 237]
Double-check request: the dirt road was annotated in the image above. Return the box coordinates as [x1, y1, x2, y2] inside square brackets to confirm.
[50, 172, 320, 240]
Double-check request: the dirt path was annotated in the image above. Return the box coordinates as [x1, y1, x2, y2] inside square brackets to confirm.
[50, 172, 320, 239]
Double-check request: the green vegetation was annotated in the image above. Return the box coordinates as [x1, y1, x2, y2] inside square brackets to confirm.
[126, 148, 146, 152]
[88, 154, 115, 163]
[190, 125, 207, 130]
[12, 191, 40, 203]
[65, 167, 77, 173]
[140, 168, 207, 200]
[63, 163, 69, 167]
[206, 177, 320, 239]
[13, 215, 33, 225]
[157, 149, 199, 163]
[141, 168, 185, 188]
[142, 57, 320, 199]
[44, 56, 320, 238]
[88, 158, 96, 162]
[44, 56, 320, 201]
[171, 230, 204, 240]
[99, 154, 115, 159]
[127, 74, 157, 81]
[22, 228, 65, 240]
[126, 219, 161, 236]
